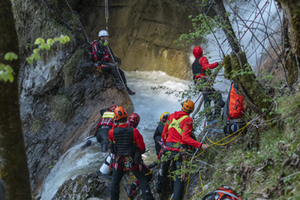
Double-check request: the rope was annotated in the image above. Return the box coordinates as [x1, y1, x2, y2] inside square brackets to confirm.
[184, 122, 251, 200]
[105, 0, 109, 31]
[64, 0, 90, 44]
[238, 0, 269, 43]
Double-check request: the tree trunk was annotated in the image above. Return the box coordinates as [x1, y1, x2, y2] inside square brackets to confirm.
[213, 0, 277, 123]
[276, 0, 300, 58]
[0, 0, 32, 199]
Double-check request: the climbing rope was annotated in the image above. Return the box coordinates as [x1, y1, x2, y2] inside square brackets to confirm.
[105, 0, 109, 31]
[64, 0, 91, 44]
[184, 122, 251, 200]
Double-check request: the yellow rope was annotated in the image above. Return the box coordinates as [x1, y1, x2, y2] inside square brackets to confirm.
[184, 122, 251, 200]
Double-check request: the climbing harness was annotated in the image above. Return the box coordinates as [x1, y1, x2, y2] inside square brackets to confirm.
[195, 67, 222, 104]
[105, 0, 109, 31]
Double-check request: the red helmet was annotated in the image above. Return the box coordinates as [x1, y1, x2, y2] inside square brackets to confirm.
[128, 113, 140, 128]
[109, 105, 117, 111]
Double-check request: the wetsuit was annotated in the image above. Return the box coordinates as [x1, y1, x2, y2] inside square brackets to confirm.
[153, 122, 165, 156]
[108, 123, 154, 200]
[192, 46, 225, 121]
[95, 111, 115, 152]
[92, 40, 128, 89]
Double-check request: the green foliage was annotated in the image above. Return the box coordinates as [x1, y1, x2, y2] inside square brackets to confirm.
[26, 35, 71, 64]
[51, 94, 74, 123]
[0, 52, 18, 83]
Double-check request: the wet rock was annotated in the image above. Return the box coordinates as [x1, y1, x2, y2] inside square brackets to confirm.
[52, 173, 108, 200]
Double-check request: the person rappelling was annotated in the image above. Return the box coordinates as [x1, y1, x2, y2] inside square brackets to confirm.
[91, 30, 135, 95]
[108, 106, 154, 200]
[156, 100, 209, 200]
[192, 46, 225, 124]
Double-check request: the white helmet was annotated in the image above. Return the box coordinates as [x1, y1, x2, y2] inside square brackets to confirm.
[98, 30, 109, 37]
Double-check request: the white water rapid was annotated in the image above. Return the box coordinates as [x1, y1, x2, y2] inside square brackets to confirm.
[40, 71, 228, 200]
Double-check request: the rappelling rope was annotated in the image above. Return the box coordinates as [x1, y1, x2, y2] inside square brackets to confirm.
[184, 121, 251, 200]
[64, 0, 91, 44]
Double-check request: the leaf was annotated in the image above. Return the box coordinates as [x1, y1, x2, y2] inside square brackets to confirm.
[32, 53, 41, 61]
[26, 57, 34, 64]
[4, 52, 18, 61]
[47, 38, 55, 45]
[33, 48, 40, 54]
[35, 38, 45, 45]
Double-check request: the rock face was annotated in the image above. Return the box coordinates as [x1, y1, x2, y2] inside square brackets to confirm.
[13, 0, 133, 196]
[52, 173, 108, 200]
[72, 0, 199, 80]
[12, 0, 199, 197]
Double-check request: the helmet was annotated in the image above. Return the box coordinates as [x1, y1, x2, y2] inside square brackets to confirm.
[98, 30, 109, 37]
[109, 105, 117, 112]
[114, 106, 127, 120]
[128, 113, 140, 128]
[182, 100, 194, 113]
[160, 112, 170, 121]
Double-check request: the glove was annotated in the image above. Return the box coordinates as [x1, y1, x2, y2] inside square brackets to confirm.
[201, 144, 209, 151]
[103, 40, 108, 47]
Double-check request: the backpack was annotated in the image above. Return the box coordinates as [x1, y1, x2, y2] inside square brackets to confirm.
[224, 82, 244, 120]
[223, 82, 247, 136]
[91, 40, 111, 62]
[202, 186, 242, 200]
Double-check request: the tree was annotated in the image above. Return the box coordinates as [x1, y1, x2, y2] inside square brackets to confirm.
[0, 0, 32, 199]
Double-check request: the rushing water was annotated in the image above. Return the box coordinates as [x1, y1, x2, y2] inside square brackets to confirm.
[39, 71, 213, 200]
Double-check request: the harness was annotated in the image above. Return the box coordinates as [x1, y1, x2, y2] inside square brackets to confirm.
[98, 111, 114, 128]
[168, 115, 189, 135]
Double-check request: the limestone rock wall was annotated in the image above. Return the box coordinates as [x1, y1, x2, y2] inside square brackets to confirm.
[13, 0, 133, 195]
[75, 0, 199, 80]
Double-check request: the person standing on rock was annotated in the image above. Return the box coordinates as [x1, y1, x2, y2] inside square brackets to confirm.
[124, 112, 153, 200]
[156, 100, 209, 200]
[92, 30, 135, 95]
[192, 46, 225, 123]
[108, 106, 154, 200]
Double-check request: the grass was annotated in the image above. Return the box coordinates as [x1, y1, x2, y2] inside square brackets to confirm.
[194, 91, 300, 200]
[51, 94, 74, 123]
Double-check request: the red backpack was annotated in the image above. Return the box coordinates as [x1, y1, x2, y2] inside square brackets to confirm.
[202, 186, 243, 200]
[224, 82, 245, 120]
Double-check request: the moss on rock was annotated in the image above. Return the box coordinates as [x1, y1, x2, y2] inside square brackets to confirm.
[51, 94, 74, 123]
[63, 49, 84, 87]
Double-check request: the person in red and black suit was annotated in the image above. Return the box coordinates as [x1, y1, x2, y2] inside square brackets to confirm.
[192, 46, 224, 123]
[156, 100, 209, 200]
[108, 106, 154, 200]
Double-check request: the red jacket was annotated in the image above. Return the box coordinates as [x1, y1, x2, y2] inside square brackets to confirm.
[108, 123, 146, 153]
[193, 46, 218, 79]
[161, 111, 202, 149]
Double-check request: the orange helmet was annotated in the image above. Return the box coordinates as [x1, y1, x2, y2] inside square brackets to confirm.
[182, 100, 194, 113]
[114, 106, 127, 120]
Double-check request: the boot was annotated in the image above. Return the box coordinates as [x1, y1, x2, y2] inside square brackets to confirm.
[115, 79, 124, 91]
[124, 184, 135, 200]
[126, 87, 135, 95]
